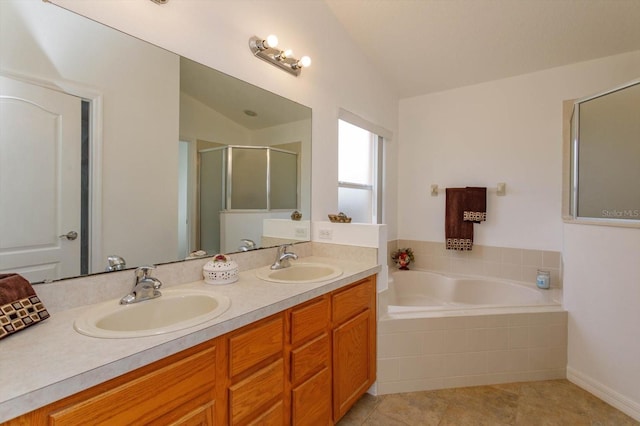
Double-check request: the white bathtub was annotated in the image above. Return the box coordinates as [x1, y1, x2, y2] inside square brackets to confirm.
[377, 269, 567, 394]
[385, 269, 562, 317]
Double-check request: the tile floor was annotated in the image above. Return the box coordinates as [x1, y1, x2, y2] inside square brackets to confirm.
[337, 380, 639, 425]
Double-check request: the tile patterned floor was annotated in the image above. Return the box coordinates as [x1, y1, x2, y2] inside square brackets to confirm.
[337, 380, 639, 425]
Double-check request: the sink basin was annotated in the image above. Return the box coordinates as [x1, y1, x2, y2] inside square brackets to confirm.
[255, 263, 342, 283]
[74, 289, 231, 338]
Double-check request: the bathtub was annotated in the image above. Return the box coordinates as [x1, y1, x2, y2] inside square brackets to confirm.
[377, 269, 567, 394]
[385, 269, 562, 318]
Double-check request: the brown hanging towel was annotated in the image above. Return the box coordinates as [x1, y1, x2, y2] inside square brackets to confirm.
[445, 188, 474, 250]
[463, 187, 487, 223]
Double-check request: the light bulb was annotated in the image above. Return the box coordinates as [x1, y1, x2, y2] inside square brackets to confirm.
[265, 34, 278, 49]
[298, 56, 311, 68]
[282, 49, 293, 59]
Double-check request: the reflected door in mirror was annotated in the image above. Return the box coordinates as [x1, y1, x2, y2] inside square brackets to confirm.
[0, 76, 82, 282]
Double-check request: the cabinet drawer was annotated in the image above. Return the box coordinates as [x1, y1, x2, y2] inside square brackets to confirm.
[290, 295, 329, 346]
[49, 346, 216, 425]
[292, 367, 332, 425]
[247, 400, 284, 426]
[332, 278, 374, 324]
[154, 400, 215, 426]
[291, 333, 330, 385]
[229, 315, 283, 378]
[229, 358, 284, 425]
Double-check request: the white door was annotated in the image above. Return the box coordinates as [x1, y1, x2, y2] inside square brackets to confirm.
[0, 75, 82, 282]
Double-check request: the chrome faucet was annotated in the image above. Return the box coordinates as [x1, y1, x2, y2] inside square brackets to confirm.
[120, 266, 162, 304]
[270, 244, 298, 270]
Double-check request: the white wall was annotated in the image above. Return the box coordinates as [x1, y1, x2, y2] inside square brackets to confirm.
[398, 51, 640, 251]
[564, 224, 640, 418]
[398, 50, 640, 419]
[51, 0, 400, 241]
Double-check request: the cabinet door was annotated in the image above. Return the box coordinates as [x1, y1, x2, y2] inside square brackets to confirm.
[292, 367, 332, 425]
[332, 309, 373, 421]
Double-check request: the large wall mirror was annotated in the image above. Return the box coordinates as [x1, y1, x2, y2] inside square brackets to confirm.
[0, 0, 312, 283]
[567, 80, 639, 225]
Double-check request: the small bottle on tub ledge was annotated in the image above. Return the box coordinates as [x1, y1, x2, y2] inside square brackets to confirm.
[536, 270, 550, 289]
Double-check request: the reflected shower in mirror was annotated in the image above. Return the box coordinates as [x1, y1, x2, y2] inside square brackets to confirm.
[0, 0, 311, 283]
[198, 145, 299, 254]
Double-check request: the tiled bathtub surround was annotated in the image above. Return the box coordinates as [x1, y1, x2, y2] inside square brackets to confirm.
[389, 240, 562, 287]
[377, 311, 568, 395]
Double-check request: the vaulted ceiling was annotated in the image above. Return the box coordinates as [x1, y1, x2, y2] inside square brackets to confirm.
[324, 0, 640, 98]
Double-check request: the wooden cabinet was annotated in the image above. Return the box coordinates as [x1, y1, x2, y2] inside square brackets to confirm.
[4, 339, 218, 426]
[225, 314, 285, 426]
[331, 277, 377, 422]
[288, 295, 332, 425]
[4, 274, 377, 426]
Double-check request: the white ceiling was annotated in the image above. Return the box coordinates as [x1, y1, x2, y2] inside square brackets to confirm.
[180, 57, 310, 130]
[324, 0, 640, 98]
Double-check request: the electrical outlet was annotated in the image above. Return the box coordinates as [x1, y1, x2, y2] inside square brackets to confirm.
[294, 227, 307, 238]
[318, 228, 333, 240]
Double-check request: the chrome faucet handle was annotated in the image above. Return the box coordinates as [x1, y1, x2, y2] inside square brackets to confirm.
[135, 265, 156, 280]
[277, 243, 293, 255]
[241, 239, 256, 248]
[106, 255, 126, 272]
[238, 239, 257, 251]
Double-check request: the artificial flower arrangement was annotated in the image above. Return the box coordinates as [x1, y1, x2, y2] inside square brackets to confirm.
[391, 247, 415, 270]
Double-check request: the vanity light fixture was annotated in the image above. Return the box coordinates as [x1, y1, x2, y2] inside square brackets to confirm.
[249, 34, 311, 76]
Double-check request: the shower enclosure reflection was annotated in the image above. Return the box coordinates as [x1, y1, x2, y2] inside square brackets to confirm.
[198, 145, 299, 254]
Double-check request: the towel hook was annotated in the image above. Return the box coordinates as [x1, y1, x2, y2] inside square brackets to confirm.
[430, 183, 506, 196]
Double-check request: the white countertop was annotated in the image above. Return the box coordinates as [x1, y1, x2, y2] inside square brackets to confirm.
[0, 257, 380, 423]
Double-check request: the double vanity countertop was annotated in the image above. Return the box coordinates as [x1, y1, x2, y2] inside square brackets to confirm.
[0, 256, 380, 423]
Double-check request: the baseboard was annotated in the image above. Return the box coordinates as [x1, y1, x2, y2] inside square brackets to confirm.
[567, 367, 640, 421]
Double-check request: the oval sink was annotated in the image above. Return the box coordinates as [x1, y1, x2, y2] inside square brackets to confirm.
[74, 289, 231, 338]
[255, 263, 343, 283]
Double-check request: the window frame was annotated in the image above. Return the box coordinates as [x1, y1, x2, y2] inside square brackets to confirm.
[337, 112, 387, 225]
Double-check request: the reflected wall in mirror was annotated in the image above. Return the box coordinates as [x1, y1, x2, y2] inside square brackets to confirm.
[0, 0, 311, 283]
[569, 80, 640, 223]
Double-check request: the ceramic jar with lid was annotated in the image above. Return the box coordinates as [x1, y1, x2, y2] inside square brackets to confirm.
[203, 254, 239, 285]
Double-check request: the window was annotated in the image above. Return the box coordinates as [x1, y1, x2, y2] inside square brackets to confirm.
[338, 119, 383, 224]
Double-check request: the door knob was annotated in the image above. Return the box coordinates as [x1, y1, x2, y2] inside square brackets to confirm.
[59, 231, 78, 241]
